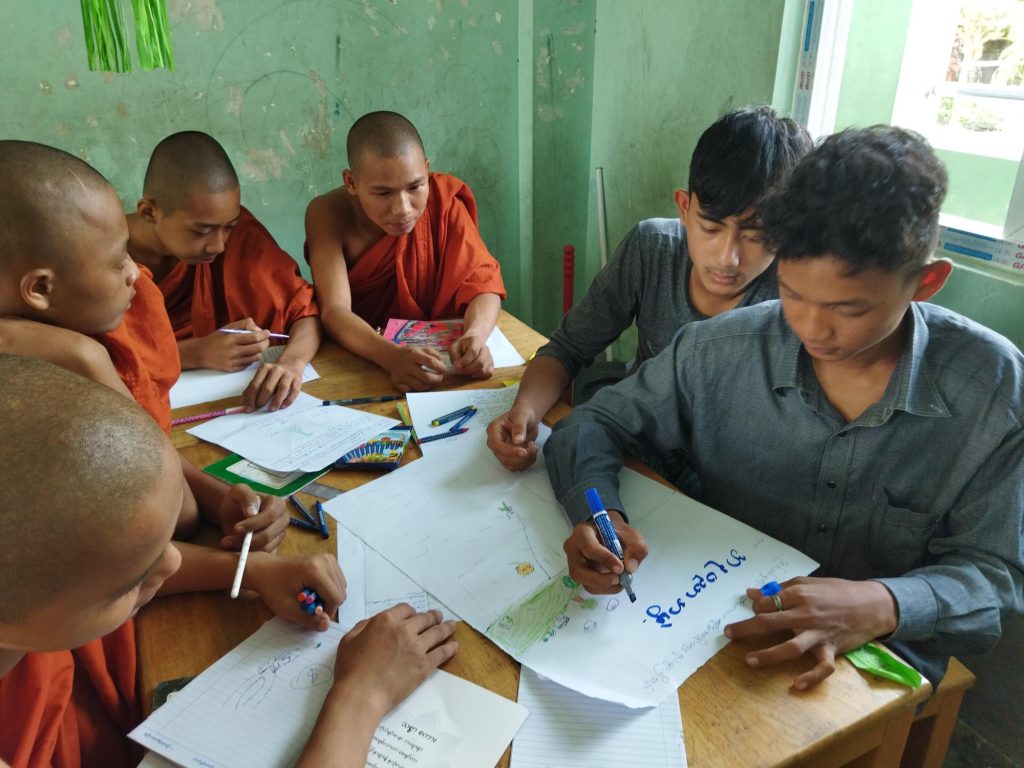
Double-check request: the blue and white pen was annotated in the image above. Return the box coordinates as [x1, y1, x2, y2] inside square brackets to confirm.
[584, 487, 637, 603]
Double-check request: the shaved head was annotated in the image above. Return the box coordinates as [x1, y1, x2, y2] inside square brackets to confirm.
[143, 131, 239, 212]
[346, 111, 425, 171]
[0, 140, 113, 269]
[0, 355, 168, 622]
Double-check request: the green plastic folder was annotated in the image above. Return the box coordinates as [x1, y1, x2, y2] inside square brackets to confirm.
[203, 454, 329, 497]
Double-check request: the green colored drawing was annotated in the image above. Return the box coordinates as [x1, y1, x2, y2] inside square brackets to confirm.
[486, 570, 578, 656]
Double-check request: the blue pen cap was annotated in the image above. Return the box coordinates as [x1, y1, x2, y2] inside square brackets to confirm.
[584, 487, 604, 514]
[760, 580, 782, 596]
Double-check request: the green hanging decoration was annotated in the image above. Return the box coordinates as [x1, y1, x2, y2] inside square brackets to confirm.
[80, 0, 175, 73]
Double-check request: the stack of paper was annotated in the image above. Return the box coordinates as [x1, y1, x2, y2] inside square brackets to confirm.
[188, 392, 397, 471]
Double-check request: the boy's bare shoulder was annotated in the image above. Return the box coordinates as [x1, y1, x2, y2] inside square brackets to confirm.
[307, 187, 353, 224]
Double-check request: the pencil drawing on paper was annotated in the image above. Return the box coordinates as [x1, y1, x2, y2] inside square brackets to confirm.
[290, 664, 332, 690]
[486, 573, 582, 656]
[224, 647, 306, 710]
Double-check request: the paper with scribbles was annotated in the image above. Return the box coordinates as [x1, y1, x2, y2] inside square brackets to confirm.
[327, 446, 818, 707]
[129, 617, 527, 768]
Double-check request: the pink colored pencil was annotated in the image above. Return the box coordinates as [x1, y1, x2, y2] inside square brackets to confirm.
[171, 406, 246, 426]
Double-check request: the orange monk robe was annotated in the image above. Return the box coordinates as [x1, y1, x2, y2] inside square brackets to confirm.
[93, 265, 180, 433]
[159, 207, 318, 340]
[342, 173, 506, 331]
[0, 622, 142, 768]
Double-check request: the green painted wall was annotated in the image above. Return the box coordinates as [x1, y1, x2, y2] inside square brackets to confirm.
[0, 0, 526, 306]
[0, 0, 787, 348]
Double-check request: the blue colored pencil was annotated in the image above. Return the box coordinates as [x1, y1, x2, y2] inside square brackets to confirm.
[314, 500, 330, 540]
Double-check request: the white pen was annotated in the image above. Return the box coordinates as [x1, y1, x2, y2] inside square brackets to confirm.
[218, 328, 290, 339]
[229, 530, 254, 599]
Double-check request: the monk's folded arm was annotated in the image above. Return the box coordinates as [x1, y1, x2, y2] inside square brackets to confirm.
[462, 292, 501, 340]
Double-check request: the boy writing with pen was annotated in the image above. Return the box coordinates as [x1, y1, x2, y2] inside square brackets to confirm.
[0, 140, 289, 552]
[127, 130, 322, 413]
[544, 126, 1024, 689]
[0, 356, 457, 768]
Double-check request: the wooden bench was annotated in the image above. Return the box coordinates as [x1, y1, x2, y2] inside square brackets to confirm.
[900, 657, 976, 768]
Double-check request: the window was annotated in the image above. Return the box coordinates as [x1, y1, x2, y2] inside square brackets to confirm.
[893, 0, 1024, 162]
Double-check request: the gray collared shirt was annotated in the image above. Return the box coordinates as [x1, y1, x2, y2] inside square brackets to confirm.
[545, 300, 1024, 668]
[536, 218, 778, 376]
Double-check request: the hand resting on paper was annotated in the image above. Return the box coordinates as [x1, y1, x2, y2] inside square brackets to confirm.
[724, 577, 900, 690]
[179, 317, 269, 372]
[296, 605, 459, 768]
[245, 551, 347, 632]
[486, 405, 541, 472]
[563, 510, 648, 595]
[448, 333, 494, 379]
[242, 356, 304, 412]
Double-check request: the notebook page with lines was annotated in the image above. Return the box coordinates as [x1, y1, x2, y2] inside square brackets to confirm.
[129, 617, 528, 768]
[511, 668, 687, 768]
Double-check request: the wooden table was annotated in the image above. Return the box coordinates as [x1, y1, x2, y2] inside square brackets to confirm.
[139, 310, 932, 768]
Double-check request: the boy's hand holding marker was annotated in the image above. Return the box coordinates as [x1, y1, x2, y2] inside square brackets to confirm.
[563, 493, 648, 596]
[245, 552, 347, 632]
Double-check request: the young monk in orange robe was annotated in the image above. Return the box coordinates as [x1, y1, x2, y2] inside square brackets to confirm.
[0, 140, 288, 550]
[128, 131, 322, 412]
[0, 357, 456, 768]
[93, 265, 179, 432]
[306, 111, 506, 393]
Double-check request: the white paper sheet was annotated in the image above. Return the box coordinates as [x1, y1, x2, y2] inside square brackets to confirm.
[169, 345, 320, 409]
[326, 446, 818, 707]
[483, 325, 526, 368]
[130, 617, 528, 768]
[337, 522, 459, 626]
[512, 668, 687, 768]
[406, 384, 551, 455]
[187, 392, 398, 471]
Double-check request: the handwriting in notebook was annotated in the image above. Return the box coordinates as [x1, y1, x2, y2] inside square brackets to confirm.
[130, 617, 528, 768]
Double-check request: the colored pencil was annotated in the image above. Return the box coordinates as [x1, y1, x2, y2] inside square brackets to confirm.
[314, 500, 330, 539]
[171, 406, 245, 426]
[218, 328, 289, 339]
[418, 428, 469, 445]
[229, 530, 253, 599]
[321, 394, 404, 406]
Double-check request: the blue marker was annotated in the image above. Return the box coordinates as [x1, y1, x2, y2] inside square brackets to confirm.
[584, 488, 637, 603]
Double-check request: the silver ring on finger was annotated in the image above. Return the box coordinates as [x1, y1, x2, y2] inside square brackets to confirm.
[771, 593, 784, 612]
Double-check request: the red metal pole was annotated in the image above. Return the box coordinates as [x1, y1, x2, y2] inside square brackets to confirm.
[562, 244, 575, 315]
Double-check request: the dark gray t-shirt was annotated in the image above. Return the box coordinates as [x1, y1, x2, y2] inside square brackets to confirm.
[536, 218, 779, 378]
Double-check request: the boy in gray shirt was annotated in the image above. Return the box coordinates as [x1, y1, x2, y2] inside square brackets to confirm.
[544, 126, 1024, 688]
[488, 106, 810, 470]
